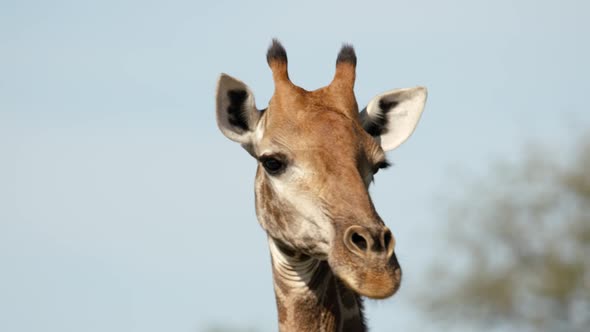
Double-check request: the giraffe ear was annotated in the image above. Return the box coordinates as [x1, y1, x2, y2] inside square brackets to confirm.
[216, 73, 261, 146]
[360, 87, 427, 151]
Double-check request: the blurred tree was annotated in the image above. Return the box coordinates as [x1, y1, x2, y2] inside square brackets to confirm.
[420, 137, 590, 331]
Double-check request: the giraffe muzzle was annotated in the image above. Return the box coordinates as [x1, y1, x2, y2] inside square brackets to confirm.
[328, 224, 402, 299]
[343, 225, 395, 259]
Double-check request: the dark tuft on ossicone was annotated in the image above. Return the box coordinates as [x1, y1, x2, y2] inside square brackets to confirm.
[266, 39, 288, 65]
[336, 44, 357, 66]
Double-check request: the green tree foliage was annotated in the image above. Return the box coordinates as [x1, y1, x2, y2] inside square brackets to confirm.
[421, 138, 590, 331]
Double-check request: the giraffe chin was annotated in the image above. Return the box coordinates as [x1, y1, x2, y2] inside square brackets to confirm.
[328, 252, 402, 299]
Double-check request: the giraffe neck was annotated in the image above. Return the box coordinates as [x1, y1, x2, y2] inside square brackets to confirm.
[268, 238, 366, 332]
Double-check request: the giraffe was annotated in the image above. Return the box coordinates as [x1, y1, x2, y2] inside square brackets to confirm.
[215, 40, 427, 331]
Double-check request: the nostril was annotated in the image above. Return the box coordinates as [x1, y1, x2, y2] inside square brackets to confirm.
[382, 228, 396, 258]
[383, 230, 392, 249]
[351, 232, 368, 251]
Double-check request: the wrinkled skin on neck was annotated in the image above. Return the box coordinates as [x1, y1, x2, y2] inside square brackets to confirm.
[268, 238, 366, 332]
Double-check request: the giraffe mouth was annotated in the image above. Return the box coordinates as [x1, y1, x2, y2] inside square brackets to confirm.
[328, 232, 402, 299]
[333, 254, 402, 299]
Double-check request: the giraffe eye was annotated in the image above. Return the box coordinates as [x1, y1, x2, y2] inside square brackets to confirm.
[260, 155, 286, 175]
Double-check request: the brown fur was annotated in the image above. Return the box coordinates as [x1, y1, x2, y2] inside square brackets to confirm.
[255, 85, 397, 330]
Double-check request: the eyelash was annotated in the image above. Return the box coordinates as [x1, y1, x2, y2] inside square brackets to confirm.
[373, 160, 391, 175]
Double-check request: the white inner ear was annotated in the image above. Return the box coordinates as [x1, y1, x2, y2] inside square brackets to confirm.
[216, 73, 260, 145]
[361, 87, 427, 151]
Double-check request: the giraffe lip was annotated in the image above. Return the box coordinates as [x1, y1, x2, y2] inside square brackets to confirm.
[339, 263, 402, 299]
[359, 266, 402, 299]
[328, 249, 402, 299]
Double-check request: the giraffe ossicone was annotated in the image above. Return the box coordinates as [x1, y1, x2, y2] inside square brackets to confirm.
[215, 39, 427, 332]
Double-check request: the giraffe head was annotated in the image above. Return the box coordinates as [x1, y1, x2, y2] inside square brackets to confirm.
[216, 40, 427, 299]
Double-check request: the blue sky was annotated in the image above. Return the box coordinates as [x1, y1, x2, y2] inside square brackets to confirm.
[1, 1, 588, 331]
